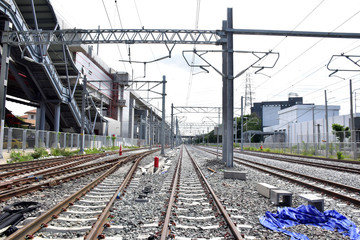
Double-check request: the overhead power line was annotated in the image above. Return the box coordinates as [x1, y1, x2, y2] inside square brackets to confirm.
[257, 6, 360, 98]
[185, 0, 201, 106]
[101, 0, 127, 71]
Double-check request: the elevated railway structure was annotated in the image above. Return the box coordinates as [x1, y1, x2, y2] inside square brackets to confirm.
[1, 0, 360, 165]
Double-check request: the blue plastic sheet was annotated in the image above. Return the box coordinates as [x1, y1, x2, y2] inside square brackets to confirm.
[259, 205, 360, 240]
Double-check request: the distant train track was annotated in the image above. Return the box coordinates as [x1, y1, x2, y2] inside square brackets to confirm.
[236, 150, 360, 174]
[198, 146, 360, 207]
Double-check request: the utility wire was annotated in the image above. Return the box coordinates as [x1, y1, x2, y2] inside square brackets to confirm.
[266, 38, 360, 100]
[101, 0, 127, 72]
[185, 0, 201, 106]
[256, 7, 360, 93]
[271, 0, 326, 51]
[132, 0, 163, 77]
[114, 0, 134, 74]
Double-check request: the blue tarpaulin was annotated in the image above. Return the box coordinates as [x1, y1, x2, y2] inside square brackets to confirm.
[259, 205, 360, 240]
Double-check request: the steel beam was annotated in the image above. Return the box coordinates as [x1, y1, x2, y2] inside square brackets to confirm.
[225, 8, 234, 167]
[0, 21, 10, 159]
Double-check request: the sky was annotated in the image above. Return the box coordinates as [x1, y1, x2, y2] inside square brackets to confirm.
[6, 0, 360, 135]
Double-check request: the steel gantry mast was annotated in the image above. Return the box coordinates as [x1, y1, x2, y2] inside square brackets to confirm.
[2, 5, 360, 166]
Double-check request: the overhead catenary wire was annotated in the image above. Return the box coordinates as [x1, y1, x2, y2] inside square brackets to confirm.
[265, 38, 360, 101]
[185, 0, 201, 106]
[132, 0, 163, 78]
[101, 0, 127, 72]
[271, 0, 326, 51]
[256, 7, 360, 95]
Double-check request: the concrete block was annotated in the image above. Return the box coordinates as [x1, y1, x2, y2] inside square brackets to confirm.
[270, 189, 292, 206]
[299, 194, 324, 212]
[256, 182, 278, 198]
[224, 170, 246, 180]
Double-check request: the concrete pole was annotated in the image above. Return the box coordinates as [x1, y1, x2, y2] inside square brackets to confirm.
[0, 21, 10, 159]
[161, 76, 166, 155]
[128, 97, 134, 139]
[241, 96, 244, 151]
[54, 102, 61, 147]
[54, 102, 61, 132]
[222, 20, 228, 163]
[171, 103, 174, 149]
[80, 75, 87, 154]
[226, 8, 234, 167]
[350, 79, 357, 159]
[325, 90, 329, 158]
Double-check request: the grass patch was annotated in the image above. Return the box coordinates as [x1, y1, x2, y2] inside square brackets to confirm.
[8, 151, 33, 163]
[31, 147, 49, 159]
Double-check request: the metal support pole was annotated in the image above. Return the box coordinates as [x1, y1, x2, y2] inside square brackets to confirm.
[150, 107, 153, 149]
[241, 96, 244, 151]
[145, 111, 148, 145]
[0, 21, 10, 159]
[171, 103, 174, 149]
[217, 107, 220, 159]
[226, 8, 234, 167]
[161, 75, 166, 155]
[312, 106, 317, 155]
[176, 117, 179, 146]
[350, 79, 357, 159]
[221, 20, 228, 163]
[325, 90, 329, 158]
[80, 75, 87, 154]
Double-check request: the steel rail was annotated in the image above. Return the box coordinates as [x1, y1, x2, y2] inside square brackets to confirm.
[243, 149, 360, 165]
[160, 145, 183, 240]
[238, 151, 360, 174]
[0, 161, 116, 201]
[0, 156, 126, 192]
[0, 156, 94, 180]
[5, 152, 145, 240]
[184, 146, 244, 240]
[0, 154, 87, 172]
[85, 150, 157, 239]
[199, 147, 360, 207]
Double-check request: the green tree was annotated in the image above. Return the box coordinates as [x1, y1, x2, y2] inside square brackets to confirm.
[332, 123, 350, 142]
[236, 114, 262, 143]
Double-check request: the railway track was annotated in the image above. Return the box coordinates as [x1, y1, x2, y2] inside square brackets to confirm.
[159, 145, 243, 239]
[5, 150, 155, 240]
[198, 147, 360, 207]
[235, 150, 360, 175]
[242, 149, 360, 165]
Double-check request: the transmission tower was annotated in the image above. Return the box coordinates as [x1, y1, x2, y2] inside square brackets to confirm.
[244, 72, 254, 114]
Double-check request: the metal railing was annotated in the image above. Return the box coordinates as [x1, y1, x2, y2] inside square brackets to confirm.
[1, 127, 145, 152]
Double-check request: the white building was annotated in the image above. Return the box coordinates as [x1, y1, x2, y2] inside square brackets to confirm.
[262, 104, 358, 144]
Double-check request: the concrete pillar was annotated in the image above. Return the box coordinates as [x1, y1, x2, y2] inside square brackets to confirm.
[128, 97, 134, 139]
[54, 102, 61, 132]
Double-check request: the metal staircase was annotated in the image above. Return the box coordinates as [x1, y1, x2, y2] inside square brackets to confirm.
[0, 0, 104, 133]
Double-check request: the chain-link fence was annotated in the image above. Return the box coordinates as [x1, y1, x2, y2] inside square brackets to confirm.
[244, 130, 360, 159]
[1, 127, 145, 152]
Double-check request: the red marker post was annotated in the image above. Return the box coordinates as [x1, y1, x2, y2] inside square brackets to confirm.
[154, 156, 159, 173]
[119, 144, 123, 156]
